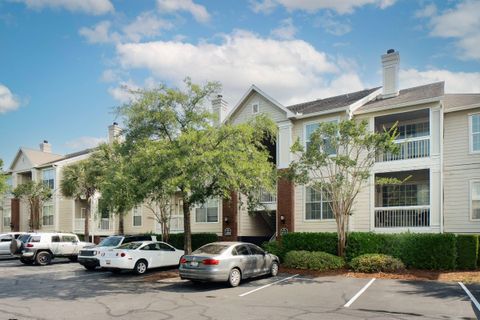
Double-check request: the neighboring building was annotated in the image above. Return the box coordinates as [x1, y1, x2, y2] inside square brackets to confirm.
[1, 49, 479, 243]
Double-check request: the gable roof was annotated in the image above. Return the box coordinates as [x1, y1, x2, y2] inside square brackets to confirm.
[10, 148, 63, 171]
[355, 82, 445, 114]
[443, 94, 480, 113]
[286, 87, 381, 116]
[224, 85, 295, 122]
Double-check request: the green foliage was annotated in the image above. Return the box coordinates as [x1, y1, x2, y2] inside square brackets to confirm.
[152, 233, 218, 251]
[282, 232, 338, 255]
[345, 232, 400, 261]
[61, 159, 103, 201]
[0, 159, 9, 195]
[284, 250, 345, 271]
[288, 120, 399, 257]
[13, 181, 52, 230]
[349, 254, 405, 273]
[456, 235, 478, 270]
[262, 240, 286, 261]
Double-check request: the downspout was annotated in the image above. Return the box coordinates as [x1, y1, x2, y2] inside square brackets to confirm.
[439, 102, 444, 233]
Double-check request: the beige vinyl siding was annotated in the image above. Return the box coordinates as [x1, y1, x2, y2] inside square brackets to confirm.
[230, 93, 287, 125]
[351, 183, 371, 231]
[124, 204, 156, 234]
[57, 198, 73, 232]
[237, 206, 271, 237]
[444, 108, 480, 233]
[191, 199, 222, 235]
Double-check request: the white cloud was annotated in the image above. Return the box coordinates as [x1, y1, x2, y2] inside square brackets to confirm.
[0, 84, 21, 113]
[250, 0, 396, 14]
[115, 30, 369, 105]
[65, 136, 107, 150]
[414, 3, 436, 18]
[122, 12, 173, 42]
[400, 68, 480, 93]
[157, 0, 210, 23]
[79, 21, 120, 44]
[315, 14, 351, 36]
[11, 0, 113, 15]
[271, 18, 297, 40]
[420, 0, 480, 60]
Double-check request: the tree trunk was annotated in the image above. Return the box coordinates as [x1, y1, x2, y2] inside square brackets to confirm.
[85, 200, 90, 242]
[118, 214, 124, 234]
[337, 212, 346, 258]
[182, 201, 192, 254]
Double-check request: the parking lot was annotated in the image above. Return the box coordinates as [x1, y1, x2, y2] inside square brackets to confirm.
[1, 257, 479, 320]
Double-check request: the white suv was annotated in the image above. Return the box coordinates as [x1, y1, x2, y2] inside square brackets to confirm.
[12, 233, 93, 266]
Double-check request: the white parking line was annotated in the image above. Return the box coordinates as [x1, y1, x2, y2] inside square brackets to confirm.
[459, 282, 480, 312]
[239, 274, 298, 297]
[344, 278, 376, 308]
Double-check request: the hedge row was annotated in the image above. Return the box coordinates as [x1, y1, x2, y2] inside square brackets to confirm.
[265, 232, 480, 270]
[153, 233, 219, 251]
[284, 250, 345, 271]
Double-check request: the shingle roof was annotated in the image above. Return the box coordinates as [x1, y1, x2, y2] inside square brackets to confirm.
[356, 82, 445, 114]
[443, 94, 480, 112]
[38, 148, 95, 167]
[286, 87, 381, 115]
[20, 148, 64, 167]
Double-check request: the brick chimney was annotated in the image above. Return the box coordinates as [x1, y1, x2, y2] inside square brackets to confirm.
[212, 94, 228, 126]
[381, 49, 400, 98]
[108, 122, 122, 143]
[39, 140, 52, 153]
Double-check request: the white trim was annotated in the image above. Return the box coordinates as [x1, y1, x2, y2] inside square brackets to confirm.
[194, 198, 220, 224]
[444, 102, 480, 113]
[302, 115, 340, 150]
[468, 113, 480, 154]
[354, 96, 442, 115]
[469, 180, 480, 221]
[303, 185, 335, 222]
[347, 88, 383, 118]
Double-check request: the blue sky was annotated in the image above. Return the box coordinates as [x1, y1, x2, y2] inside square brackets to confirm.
[1, 0, 480, 167]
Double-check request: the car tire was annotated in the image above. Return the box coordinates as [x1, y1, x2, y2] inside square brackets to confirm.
[270, 261, 279, 277]
[68, 256, 78, 262]
[228, 268, 241, 287]
[84, 265, 96, 271]
[134, 260, 148, 275]
[35, 251, 52, 266]
[20, 258, 34, 265]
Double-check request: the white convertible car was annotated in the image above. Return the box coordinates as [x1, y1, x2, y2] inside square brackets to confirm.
[99, 241, 184, 275]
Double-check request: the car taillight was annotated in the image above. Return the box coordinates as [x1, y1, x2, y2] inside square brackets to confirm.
[202, 259, 219, 265]
[26, 243, 34, 248]
[180, 257, 187, 264]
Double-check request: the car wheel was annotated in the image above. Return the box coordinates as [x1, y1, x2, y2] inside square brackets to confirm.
[35, 251, 52, 266]
[228, 268, 241, 287]
[20, 258, 34, 265]
[270, 261, 279, 277]
[84, 265, 96, 271]
[134, 260, 148, 275]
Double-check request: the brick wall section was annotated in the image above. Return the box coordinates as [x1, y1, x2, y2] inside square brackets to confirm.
[277, 170, 295, 237]
[11, 198, 19, 232]
[221, 192, 238, 241]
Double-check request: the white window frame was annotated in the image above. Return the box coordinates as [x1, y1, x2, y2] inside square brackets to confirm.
[469, 113, 480, 154]
[42, 168, 55, 189]
[195, 198, 219, 223]
[303, 117, 339, 156]
[3, 207, 11, 229]
[42, 203, 54, 226]
[252, 103, 259, 114]
[304, 185, 334, 221]
[132, 206, 142, 227]
[470, 180, 480, 221]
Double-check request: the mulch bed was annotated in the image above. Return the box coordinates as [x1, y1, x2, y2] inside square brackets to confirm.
[280, 267, 480, 283]
[142, 269, 180, 282]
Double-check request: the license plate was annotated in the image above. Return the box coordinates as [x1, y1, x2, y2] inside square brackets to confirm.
[190, 261, 198, 267]
[106, 260, 111, 265]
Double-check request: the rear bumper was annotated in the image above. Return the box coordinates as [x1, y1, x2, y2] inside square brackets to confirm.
[78, 257, 100, 267]
[179, 267, 229, 282]
[99, 258, 135, 270]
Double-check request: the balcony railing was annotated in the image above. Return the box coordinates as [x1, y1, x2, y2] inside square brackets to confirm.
[75, 218, 112, 232]
[259, 190, 277, 204]
[74, 218, 85, 232]
[98, 218, 110, 230]
[376, 136, 430, 162]
[374, 206, 430, 228]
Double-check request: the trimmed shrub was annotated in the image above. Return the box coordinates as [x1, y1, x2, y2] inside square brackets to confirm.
[282, 232, 338, 255]
[153, 233, 218, 251]
[284, 250, 345, 271]
[350, 254, 405, 273]
[345, 232, 399, 261]
[262, 240, 286, 261]
[457, 235, 478, 270]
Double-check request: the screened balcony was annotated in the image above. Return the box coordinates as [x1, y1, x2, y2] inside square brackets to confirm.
[374, 169, 430, 228]
[375, 109, 430, 162]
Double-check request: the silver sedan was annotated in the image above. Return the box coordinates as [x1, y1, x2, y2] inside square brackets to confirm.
[179, 241, 280, 287]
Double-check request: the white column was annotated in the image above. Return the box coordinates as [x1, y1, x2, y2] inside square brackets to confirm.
[277, 121, 293, 169]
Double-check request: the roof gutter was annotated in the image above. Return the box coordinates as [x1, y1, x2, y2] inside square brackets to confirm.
[444, 102, 480, 113]
[354, 96, 443, 115]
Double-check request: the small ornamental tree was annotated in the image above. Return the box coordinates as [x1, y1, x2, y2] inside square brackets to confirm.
[289, 119, 399, 257]
[13, 181, 52, 231]
[0, 159, 9, 195]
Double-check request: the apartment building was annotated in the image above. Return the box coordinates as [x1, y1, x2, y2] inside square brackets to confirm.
[1, 49, 479, 243]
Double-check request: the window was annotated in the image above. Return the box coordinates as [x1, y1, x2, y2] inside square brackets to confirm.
[471, 181, 480, 220]
[471, 114, 480, 152]
[51, 236, 60, 243]
[61, 235, 77, 242]
[80, 208, 86, 219]
[3, 208, 11, 229]
[5, 175, 12, 192]
[305, 186, 333, 220]
[195, 198, 219, 223]
[380, 183, 429, 207]
[235, 245, 250, 255]
[132, 206, 142, 227]
[252, 103, 259, 114]
[305, 120, 337, 155]
[42, 203, 54, 226]
[42, 168, 55, 189]
[396, 122, 429, 140]
[157, 243, 175, 251]
[248, 244, 264, 255]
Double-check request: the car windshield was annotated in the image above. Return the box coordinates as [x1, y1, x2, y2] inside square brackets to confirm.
[18, 234, 31, 243]
[118, 242, 143, 250]
[98, 236, 123, 247]
[193, 244, 229, 255]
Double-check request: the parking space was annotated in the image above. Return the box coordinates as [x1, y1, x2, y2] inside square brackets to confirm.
[1, 258, 479, 320]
